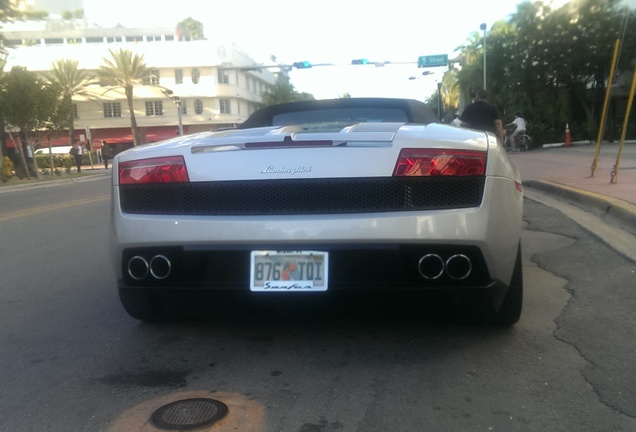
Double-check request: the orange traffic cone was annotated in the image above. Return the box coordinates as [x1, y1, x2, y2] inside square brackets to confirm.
[564, 123, 572, 146]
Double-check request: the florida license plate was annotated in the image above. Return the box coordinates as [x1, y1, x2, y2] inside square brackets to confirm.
[250, 250, 328, 292]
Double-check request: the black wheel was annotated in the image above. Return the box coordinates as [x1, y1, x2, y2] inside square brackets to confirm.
[118, 288, 166, 321]
[493, 244, 523, 326]
[520, 135, 530, 151]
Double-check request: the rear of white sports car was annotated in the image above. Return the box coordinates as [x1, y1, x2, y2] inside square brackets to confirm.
[110, 100, 523, 324]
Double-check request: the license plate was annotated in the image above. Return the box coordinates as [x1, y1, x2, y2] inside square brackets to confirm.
[250, 250, 328, 292]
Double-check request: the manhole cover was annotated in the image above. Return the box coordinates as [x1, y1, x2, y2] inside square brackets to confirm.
[151, 398, 228, 430]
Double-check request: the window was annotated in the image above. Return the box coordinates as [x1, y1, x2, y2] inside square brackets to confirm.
[145, 101, 164, 116]
[194, 99, 203, 115]
[175, 69, 183, 84]
[103, 102, 122, 118]
[217, 69, 229, 84]
[144, 69, 160, 85]
[191, 68, 200, 84]
[220, 99, 231, 114]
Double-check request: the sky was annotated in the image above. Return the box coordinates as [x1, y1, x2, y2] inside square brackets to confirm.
[79, 0, 631, 101]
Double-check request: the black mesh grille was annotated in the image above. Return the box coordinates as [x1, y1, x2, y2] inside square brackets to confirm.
[119, 176, 485, 215]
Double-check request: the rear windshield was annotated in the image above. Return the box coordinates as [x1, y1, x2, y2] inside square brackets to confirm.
[272, 108, 409, 126]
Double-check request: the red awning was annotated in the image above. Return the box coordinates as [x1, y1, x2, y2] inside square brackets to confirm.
[7, 133, 80, 149]
[5, 127, 180, 148]
[92, 127, 179, 144]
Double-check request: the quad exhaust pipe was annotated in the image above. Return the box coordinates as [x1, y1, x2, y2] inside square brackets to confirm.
[418, 253, 472, 280]
[127, 255, 172, 280]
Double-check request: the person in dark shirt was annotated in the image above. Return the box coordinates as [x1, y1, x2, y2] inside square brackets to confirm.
[459, 89, 504, 142]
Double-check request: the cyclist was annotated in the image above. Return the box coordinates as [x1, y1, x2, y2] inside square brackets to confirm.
[506, 112, 527, 150]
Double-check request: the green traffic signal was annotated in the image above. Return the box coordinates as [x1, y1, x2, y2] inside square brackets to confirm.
[351, 59, 369, 65]
[293, 61, 312, 69]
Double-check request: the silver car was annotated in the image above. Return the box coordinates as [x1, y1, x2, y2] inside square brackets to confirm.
[110, 98, 524, 324]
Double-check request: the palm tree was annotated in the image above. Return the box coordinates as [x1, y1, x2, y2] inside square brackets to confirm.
[456, 31, 484, 66]
[98, 49, 148, 146]
[46, 59, 94, 145]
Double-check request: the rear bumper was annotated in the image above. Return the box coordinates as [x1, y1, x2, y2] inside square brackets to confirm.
[111, 176, 523, 290]
[117, 243, 498, 291]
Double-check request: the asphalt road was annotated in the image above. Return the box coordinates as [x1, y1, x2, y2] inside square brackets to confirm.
[1, 177, 635, 432]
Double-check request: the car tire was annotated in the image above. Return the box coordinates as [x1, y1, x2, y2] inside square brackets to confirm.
[118, 288, 166, 322]
[493, 244, 523, 326]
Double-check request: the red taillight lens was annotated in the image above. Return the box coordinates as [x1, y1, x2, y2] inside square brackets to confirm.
[119, 156, 189, 184]
[393, 149, 486, 176]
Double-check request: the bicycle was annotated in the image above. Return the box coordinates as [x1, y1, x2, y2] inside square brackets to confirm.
[503, 126, 531, 152]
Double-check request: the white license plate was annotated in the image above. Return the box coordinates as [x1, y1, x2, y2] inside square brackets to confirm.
[250, 250, 328, 292]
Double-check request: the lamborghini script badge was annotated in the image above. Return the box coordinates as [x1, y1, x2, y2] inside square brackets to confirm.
[261, 166, 312, 174]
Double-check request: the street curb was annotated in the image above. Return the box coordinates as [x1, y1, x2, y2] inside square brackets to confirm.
[0, 170, 111, 194]
[523, 180, 636, 229]
[542, 139, 636, 149]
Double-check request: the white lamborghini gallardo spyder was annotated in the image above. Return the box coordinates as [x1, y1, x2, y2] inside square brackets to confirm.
[110, 98, 524, 325]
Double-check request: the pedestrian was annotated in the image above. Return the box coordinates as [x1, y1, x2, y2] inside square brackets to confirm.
[101, 142, 112, 169]
[459, 89, 504, 142]
[70, 140, 83, 173]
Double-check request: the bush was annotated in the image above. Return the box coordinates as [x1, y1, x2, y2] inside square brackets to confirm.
[35, 154, 75, 173]
[1, 157, 14, 182]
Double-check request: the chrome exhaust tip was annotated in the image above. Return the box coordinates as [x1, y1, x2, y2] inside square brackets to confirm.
[149, 255, 171, 280]
[418, 254, 445, 280]
[446, 254, 472, 280]
[128, 256, 149, 280]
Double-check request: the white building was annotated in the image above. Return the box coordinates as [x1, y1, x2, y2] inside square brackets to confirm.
[1, 20, 278, 153]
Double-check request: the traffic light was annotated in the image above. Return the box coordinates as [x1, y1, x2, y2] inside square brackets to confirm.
[293, 61, 312, 69]
[351, 59, 369, 65]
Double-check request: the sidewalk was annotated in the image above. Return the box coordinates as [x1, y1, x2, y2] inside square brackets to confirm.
[508, 141, 636, 227]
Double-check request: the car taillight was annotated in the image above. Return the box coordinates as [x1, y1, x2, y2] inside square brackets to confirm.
[393, 149, 486, 176]
[119, 156, 189, 184]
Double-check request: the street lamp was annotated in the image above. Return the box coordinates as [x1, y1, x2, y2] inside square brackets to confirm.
[173, 98, 184, 136]
[480, 23, 487, 90]
[161, 88, 184, 136]
[437, 81, 443, 118]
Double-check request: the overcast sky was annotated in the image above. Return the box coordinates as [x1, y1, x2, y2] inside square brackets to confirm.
[80, 0, 634, 100]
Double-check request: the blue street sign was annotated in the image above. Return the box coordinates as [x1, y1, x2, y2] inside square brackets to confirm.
[417, 54, 448, 68]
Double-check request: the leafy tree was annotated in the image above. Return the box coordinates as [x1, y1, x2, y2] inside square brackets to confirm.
[261, 74, 314, 106]
[98, 49, 148, 146]
[2, 67, 62, 179]
[46, 59, 95, 145]
[61, 10, 84, 20]
[453, 0, 636, 143]
[0, 0, 19, 163]
[176, 18, 205, 41]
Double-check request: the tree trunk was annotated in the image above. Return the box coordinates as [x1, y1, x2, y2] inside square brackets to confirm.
[17, 132, 31, 180]
[126, 85, 141, 146]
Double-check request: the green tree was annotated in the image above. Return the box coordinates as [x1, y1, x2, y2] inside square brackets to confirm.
[261, 74, 314, 106]
[176, 18, 205, 41]
[1, 0, 20, 163]
[98, 49, 148, 146]
[455, 0, 636, 143]
[1, 67, 62, 179]
[46, 59, 95, 145]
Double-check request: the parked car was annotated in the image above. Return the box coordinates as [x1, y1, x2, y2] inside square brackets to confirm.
[110, 98, 524, 324]
[34, 145, 73, 155]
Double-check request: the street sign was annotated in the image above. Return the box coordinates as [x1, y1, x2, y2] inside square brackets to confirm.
[418, 54, 448, 68]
